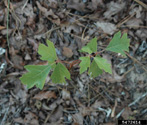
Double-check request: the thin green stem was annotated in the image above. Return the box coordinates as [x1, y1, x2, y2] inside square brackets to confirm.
[7, 0, 10, 49]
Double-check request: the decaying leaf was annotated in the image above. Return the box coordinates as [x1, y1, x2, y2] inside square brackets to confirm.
[95, 21, 117, 35]
[62, 47, 73, 58]
[0, 25, 5, 30]
[33, 91, 57, 100]
[104, 1, 126, 19]
[62, 89, 71, 100]
[49, 105, 63, 122]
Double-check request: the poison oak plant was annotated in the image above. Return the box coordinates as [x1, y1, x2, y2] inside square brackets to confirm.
[20, 31, 130, 89]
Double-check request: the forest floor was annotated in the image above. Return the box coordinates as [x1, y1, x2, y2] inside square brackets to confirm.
[0, 0, 147, 125]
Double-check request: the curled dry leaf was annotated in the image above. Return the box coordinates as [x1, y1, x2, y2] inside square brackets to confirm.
[33, 91, 57, 100]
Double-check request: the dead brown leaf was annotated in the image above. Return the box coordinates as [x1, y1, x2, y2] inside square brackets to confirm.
[33, 91, 57, 100]
[72, 113, 83, 125]
[48, 0, 58, 9]
[105, 69, 125, 84]
[62, 47, 73, 58]
[121, 107, 133, 119]
[0, 26, 5, 30]
[14, 112, 39, 125]
[62, 24, 82, 35]
[24, 112, 39, 125]
[67, 0, 86, 12]
[36, 1, 60, 25]
[91, 100, 103, 109]
[62, 89, 71, 100]
[49, 105, 63, 123]
[104, 1, 126, 19]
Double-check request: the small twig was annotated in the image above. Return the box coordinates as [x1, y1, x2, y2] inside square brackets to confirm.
[134, 0, 147, 9]
[21, 0, 29, 10]
[6, 0, 10, 49]
[128, 92, 147, 107]
[125, 52, 147, 72]
[95, 49, 105, 56]
[81, 24, 88, 42]
[1, 105, 10, 125]
[122, 66, 134, 77]
[116, 13, 136, 28]
[44, 108, 55, 124]
[44, 27, 60, 35]
[116, 91, 147, 118]
[121, 25, 147, 29]
[89, 84, 105, 99]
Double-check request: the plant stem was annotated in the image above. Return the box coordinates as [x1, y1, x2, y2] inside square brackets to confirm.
[7, 0, 10, 49]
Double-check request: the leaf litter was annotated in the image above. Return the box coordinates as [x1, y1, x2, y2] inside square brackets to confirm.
[0, 0, 147, 124]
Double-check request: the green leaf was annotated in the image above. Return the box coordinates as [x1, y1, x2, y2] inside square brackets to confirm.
[79, 57, 90, 74]
[106, 31, 130, 56]
[51, 63, 70, 83]
[38, 40, 58, 64]
[80, 37, 97, 54]
[94, 56, 112, 74]
[88, 60, 103, 78]
[20, 65, 51, 89]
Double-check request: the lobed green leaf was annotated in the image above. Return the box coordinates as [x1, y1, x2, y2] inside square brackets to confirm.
[80, 37, 97, 54]
[106, 31, 130, 57]
[20, 65, 51, 89]
[38, 40, 58, 64]
[88, 60, 103, 78]
[94, 56, 112, 74]
[51, 63, 71, 83]
[79, 56, 90, 74]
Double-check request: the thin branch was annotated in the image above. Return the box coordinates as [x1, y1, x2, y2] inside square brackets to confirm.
[6, 0, 10, 49]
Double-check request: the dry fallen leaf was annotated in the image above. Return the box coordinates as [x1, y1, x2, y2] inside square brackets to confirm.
[36, 1, 60, 25]
[104, 1, 126, 19]
[121, 107, 133, 119]
[0, 26, 5, 30]
[62, 47, 73, 58]
[24, 112, 39, 125]
[67, 0, 86, 12]
[72, 113, 83, 125]
[95, 21, 117, 35]
[33, 91, 57, 100]
[62, 24, 82, 34]
[62, 89, 71, 100]
[49, 105, 63, 123]
[14, 112, 39, 125]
